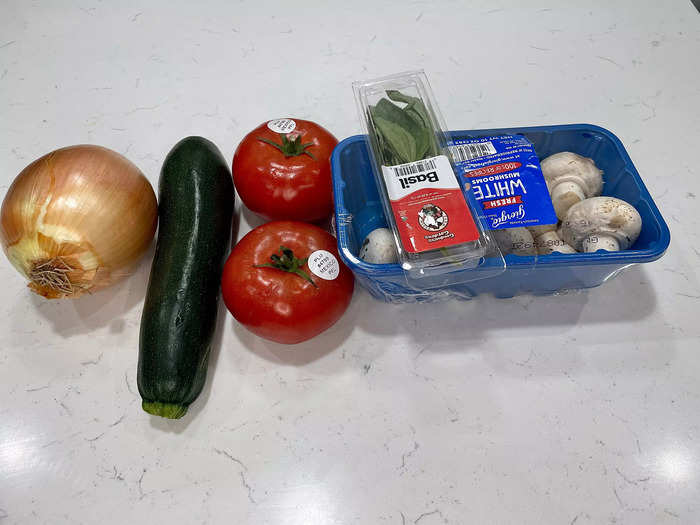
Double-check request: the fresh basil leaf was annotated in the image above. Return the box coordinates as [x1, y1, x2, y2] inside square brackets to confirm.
[368, 89, 445, 164]
[376, 99, 426, 140]
[387, 90, 432, 128]
[373, 100, 427, 162]
[386, 89, 420, 106]
[385, 90, 439, 160]
[404, 105, 427, 128]
[370, 103, 403, 163]
[404, 114, 430, 159]
[373, 115, 417, 164]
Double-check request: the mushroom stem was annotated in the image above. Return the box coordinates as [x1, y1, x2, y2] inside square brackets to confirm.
[535, 231, 577, 254]
[492, 227, 536, 256]
[550, 182, 586, 221]
[583, 234, 620, 252]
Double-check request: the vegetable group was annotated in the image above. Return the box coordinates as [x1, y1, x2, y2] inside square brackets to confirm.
[221, 221, 354, 344]
[233, 119, 338, 222]
[0, 145, 158, 298]
[138, 137, 234, 419]
[0, 62, 662, 429]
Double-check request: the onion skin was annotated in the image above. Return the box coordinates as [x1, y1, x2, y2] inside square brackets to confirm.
[1, 145, 158, 298]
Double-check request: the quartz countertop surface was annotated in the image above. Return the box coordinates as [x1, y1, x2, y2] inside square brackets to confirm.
[1, 1, 699, 524]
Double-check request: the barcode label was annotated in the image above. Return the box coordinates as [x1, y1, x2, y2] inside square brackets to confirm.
[390, 158, 437, 177]
[450, 142, 497, 162]
[381, 154, 457, 201]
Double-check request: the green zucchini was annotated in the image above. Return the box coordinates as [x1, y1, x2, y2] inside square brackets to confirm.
[137, 136, 234, 419]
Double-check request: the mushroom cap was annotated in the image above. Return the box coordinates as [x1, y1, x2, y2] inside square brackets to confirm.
[551, 242, 577, 255]
[534, 230, 577, 254]
[359, 227, 398, 264]
[491, 227, 536, 256]
[540, 152, 604, 198]
[528, 223, 557, 238]
[560, 197, 642, 251]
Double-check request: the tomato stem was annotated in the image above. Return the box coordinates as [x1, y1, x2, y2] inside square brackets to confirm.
[257, 133, 316, 160]
[254, 245, 318, 288]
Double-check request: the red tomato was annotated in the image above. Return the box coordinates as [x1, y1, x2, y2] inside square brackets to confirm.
[222, 221, 354, 344]
[232, 119, 338, 222]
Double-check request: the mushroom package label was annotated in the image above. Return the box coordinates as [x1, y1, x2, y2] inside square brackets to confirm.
[450, 135, 558, 230]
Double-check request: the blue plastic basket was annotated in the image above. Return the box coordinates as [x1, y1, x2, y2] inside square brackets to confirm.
[331, 124, 670, 301]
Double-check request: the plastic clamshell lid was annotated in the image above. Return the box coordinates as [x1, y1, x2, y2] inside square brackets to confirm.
[352, 70, 505, 288]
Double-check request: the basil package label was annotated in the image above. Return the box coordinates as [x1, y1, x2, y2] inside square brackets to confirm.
[380, 155, 480, 253]
[449, 135, 557, 230]
[267, 118, 296, 134]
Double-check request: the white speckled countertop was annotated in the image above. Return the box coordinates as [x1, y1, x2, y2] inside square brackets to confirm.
[1, 1, 699, 524]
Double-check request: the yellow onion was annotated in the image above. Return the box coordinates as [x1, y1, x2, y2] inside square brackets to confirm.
[1, 145, 158, 298]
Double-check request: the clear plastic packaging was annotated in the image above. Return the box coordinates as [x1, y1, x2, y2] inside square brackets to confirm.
[353, 71, 505, 288]
[331, 124, 670, 302]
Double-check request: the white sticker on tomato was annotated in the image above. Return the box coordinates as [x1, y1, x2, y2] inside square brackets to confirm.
[267, 119, 296, 134]
[307, 250, 340, 281]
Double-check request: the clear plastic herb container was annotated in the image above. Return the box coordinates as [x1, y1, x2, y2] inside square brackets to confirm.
[353, 70, 504, 287]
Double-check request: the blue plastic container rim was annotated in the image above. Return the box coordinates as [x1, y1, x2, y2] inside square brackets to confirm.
[332, 123, 671, 277]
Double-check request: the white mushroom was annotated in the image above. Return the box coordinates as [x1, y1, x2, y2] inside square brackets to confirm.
[540, 152, 604, 221]
[556, 223, 566, 245]
[528, 223, 557, 238]
[359, 227, 398, 264]
[560, 196, 642, 252]
[491, 227, 536, 256]
[527, 224, 576, 254]
[537, 231, 577, 254]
